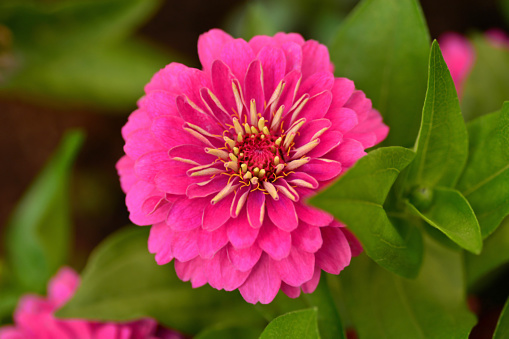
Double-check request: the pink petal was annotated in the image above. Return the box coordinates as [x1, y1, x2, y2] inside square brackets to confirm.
[176, 68, 210, 111]
[199, 87, 233, 126]
[273, 32, 305, 46]
[124, 128, 164, 160]
[172, 228, 200, 262]
[202, 193, 234, 231]
[134, 151, 172, 182]
[295, 90, 332, 122]
[307, 130, 342, 159]
[281, 283, 301, 298]
[267, 194, 298, 232]
[294, 118, 331, 147]
[292, 222, 323, 253]
[331, 77, 355, 108]
[274, 246, 315, 287]
[325, 107, 358, 134]
[281, 42, 303, 73]
[301, 267, 321, 294]
[258, 46, 286, 101]
[144, 62, 188, 94]
[343, 90, 372, 122]
[220, 39, 255, 83]
[186, 175, 229, 199]
[206, 248, 251, 291]
[227, 209, 260, 248]
[166, 197, 209, 231]
[126, 181, 168, 225]
[315, 227, 352, 274]
[346, 108, 389, 147]
[300, 158, 342, 181]
[327, 138, 366, 169]
[198, 29, 234, 74]
[278, 70, 302, 117]
[301, 40, 331, 80]
[231, 185, 250, 218]
[151, 115, 200, 149]
[197, 226, 228, 259]
[169, 144, 215, 166]
[154, 162, 201, 195]
[249, 35, 276, 55]
[174, 257, 208, 288]
[247, 189, 265, 229]
[211, 60, 237, 116]
[48, 267, 79, 306]
[297, 72, 334, 98]
[140, 90, 179, 119]
[227, 243, 263, 272]
[244, 60, 265, 115]
[121, 109, 151, 139]
[176, 95, 223, 135]
[295, 202, 333, 227]
[116, 155, 136, 193]
[238, 253, 281, 304]
[342, 228, 363, 257]
[286, 172, 319, 190]
[257, 220, 291, 260]
[148, 222, 174, 265]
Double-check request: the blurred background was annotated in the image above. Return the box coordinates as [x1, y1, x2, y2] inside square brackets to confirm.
[0, 0, 508, 336]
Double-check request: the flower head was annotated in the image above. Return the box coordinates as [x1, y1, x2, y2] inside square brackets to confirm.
[117, 29, 388, 304]
[0, 267, 181, 339]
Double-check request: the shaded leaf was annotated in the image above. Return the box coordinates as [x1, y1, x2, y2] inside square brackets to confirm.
[406, 187, 481, 254]
[259, 308, 320, 339]
[340, 237, 477, 339]
[310, 147, 422, 278]
[5, 130, 84, 293]
[330, 0, 430, 147]
[461, 35, 509, 121]
[56, 227, 265, 335]
[457, 103, 509, 237]
[494, 296, 509, 339]
[405, 40, 468, 190]
[195, 325, 261, 339]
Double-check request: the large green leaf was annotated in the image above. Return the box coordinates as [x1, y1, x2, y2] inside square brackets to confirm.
[4, 130, 84, 293]
[406, 187, 481, 254]
[195, 325, 262, 339]
[461, 35, 509, 121]
[494, 297, 509, 339]
[310, 147, 422, 278]
[404, 40, 468, 189]
[56, 227, 265, 336]
[340, 237, 477, 339]
[457, 103, 509, 237]
[330, 0, 430, 147]
[465, 216, 509, 289]
[259, 308, 320, 339]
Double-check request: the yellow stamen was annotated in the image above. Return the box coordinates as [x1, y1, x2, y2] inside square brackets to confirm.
[285, 157, 311, 171]
[237, 132, 243, 143]
[258, 169, 266, 178]
[274, 156, 280, 165]
[250, 99, 258, 126]
[205, 148, 229, 160]
[229, 153, 238, 162]
[233, 118, 244, 135]
[225, 161, 239, 172]
[258, 117, 265, 131]
[250, 177, 259, 185]
[291, 139, 319, 159]
[241, 163, 248, 173]
[250, 126, 259, 134]
[243, 171, 252, 180]
[224, 136, 235, 149]
[244, 123, 251, 134]
[262, 181, 279, 200]
[275, 137, 282, 146]
[233, 147, 240, 155]
[262, 126, 270, 136]
[270, 105, 284, 131]
[253, 167, 260, 177]
[260, 135, 265, 140]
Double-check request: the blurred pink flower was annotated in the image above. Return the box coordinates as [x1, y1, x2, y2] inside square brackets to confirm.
[485, 28, 509, 48]
[0, 267, 181, 339]
[438, 32, 475, 97]
[117, 29, 388, 304]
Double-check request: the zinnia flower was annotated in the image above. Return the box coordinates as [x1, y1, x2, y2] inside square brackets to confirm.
[439, 32, 475, 97]
[117, 29, 388, 304]
[0, 267, 181, 339]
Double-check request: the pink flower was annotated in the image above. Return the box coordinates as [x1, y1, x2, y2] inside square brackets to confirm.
[439, 32, 476, 97]
[485, 28, 509, 49]
[117, 29, 388, 304]
[0, 267, 181, 339]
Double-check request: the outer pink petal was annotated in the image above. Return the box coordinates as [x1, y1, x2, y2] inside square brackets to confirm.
[274, 246, 315, 287]
[134, 151, 172, 182]
[294, 90, 332, 123]
[301, 40, 331, 80]
[343, 90, 371, 122]
[126, 181, 168, 226]
[328, 138, 366, 169]
[116, 155, 137, 193]
[281, 42, 303, 73]
[211, 60, 237, 116]
[220, 39, 255, 83]
[267, 194, 298, 232]
[124, 128, 164, 160]
[306, 130, 342, 159]
[258, 46, 286, 101]
[139, 90, 179, 119]
[154, 162, 202, 195]
[281, 283, 301, 299]
[238, 254, 281, 304]
[300, 159, 342, 182]
[244, 60, 265, 115]
[197, 226, 228, 259]
[297, 72, 334, 98]
[246, 189, 265, 229]
[166, 197, 208, 231]
[206, 248, 251, 291]
[169, 144, 216, 166]
[249, 35, 275, 55]
[203, 194, 234, 231]
[331, 77, 355, 108]
[301, 267, 321, 294]
[148, 222, 174, 265]
[257, 220, 291, 260]
[315, 227, 352, 275]
[294, 118, 331, 148]
[186, 175, 229, 199]
[226, 209, 259, 249]
[295, 203, 334, 227]
[273, 32, 305, 46]
[342, 228, 363, 257]
[292, 222, 323, 253]
[198, 29, 234, 74]
[172, 228, 200, 262]
[325, 107, 358, 135]
[48, 267, 79, 307]
[121, 109, 151, 139]
[151, 115, 200, 149]
[227, 243, 263, 272]
[176, 95, 223, 135]
[174, 257, 208, 288]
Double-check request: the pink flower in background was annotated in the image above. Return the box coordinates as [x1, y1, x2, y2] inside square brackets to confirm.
[485, 28, 509, 48]
[117, 29, 388, 304]
[439, 32, 475, 97]
[0, 267, 181, 339]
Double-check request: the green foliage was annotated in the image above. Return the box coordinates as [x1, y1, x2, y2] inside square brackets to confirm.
[494, 296, 509, 339]
[56, 227, 265, 336]
[4, 130, 84, 294]
[340, 237, 477, 339]
[195, 325, 262, 339]
[457, 104, 509, 237]
[330, 0, 430, 147]
[0, 0, 174, 110]
[461, 35, 509, 121]
[310, 147, 421, 278]
[259, 308, 320, 339]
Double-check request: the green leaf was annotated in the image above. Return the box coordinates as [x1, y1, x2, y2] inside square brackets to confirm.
[405, 40, 468, 189]
[457, 103, 509, 237]
[303, 279, 345, 339]
[5, 130, 84, 293]
[340, 237, 477, 339]
[494, 296, 509, 339]
[406, 187, 482, 254]
[461, 35, 509, 121]
[259, 308, 320, 339]
[195, 325, 262, 339]
[310, 147, 422, 278]
[465, 216, 509, 289]
[330, 0, 430, 147]
[56, 227, 265, 335]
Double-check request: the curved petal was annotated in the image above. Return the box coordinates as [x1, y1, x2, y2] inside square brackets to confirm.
[197, 226, 228, 259]
[257, 220, 291, 260]
[206, 248, 251, 291]
[198, 29, 234, 74]
[244, 60, 265, 115]
[148, 222, 174, 265]
[295, 203, 333, 227]
[238, 253, 281, 304]
[301, 40, 331, 80]
[166, 197, 209, 231]
[174, 257, 208, 288]
[267, 194, 298, 232]
[258, 46, 286, 101]
[247, 189, 265, 229]
[227, 243, 263, 272]
[292, 222, 323, 253]
[202, 193, 234, 231]
[226, 209, 259, 248]
[315, 227, 352, 275]
[220, 39, 255, 83]
[274, 246, 315, 287]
